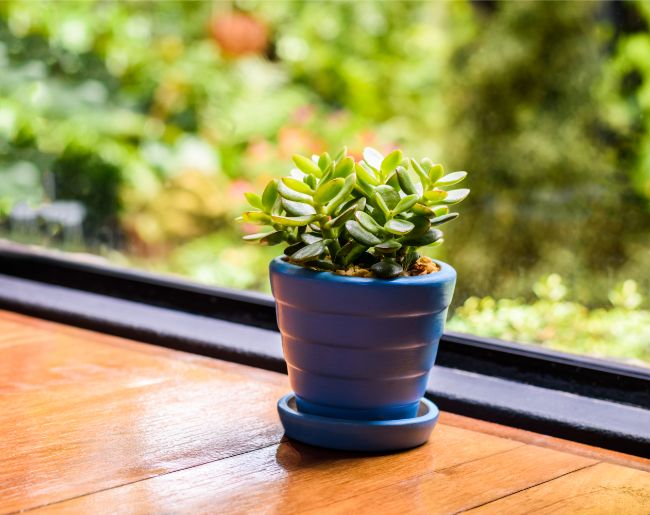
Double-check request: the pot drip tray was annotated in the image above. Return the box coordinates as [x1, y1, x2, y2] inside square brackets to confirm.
[277, 393, 439, 452]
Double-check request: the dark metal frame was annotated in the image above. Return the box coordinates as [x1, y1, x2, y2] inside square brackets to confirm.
[1, 242, 649, 457]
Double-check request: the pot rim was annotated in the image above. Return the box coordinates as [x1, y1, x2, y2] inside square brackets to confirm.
[270, 256, 456, 286]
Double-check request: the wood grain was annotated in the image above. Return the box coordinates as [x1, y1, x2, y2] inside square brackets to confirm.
[0, 311, 288, 513]
[0, 310, 648, 515]
[469, 462, 650, 514]
[31, 424, 523, 514]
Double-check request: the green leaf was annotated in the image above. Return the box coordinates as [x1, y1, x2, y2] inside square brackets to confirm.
[325, 200, 361, 229]
[345, 220, 382, 246]
[407, 216, 431, 238]
[436, 171, 467, 187]
[278, 179, 313, 203]
[424, 189, 448, 203]
[271, 214, 320, 227]
[242, 211, 272, 224]
[262, 180, 278, 212]
[374, 240, 401, 253]
[334, 146, 348, 162]
[282, 198, 316, 216]
[301, 233, 322, 244]
[431, 213, 459, 226]
[292, 154, 322, 177]
[337, 241, 367, 266]
[314, 177, 345, 204]
[242, 230, 275, 241]
[304, 259, 336, 271]
[384, 218, 415, 235]
[373, 191, 390, 217]
[260, 231, 285, 246]
[318, 152, 332, 172]
[410, 158, 429, 186]
[333, 157, 355, 178]
[432, 205, 449, 216]
[355, 211, 383, 235]
[442, 188, 470, 204]
[428, 164, 445, 183]
[413, 203, 435, 216]
[355, 162, 379, 186]
[245, 192, 263, 210]
[284, 242, 305, 256]
[393, 193, 419, 215]
[386, 171, 400, 190]
[396, 167, 418, 195]
[326, 173, 356, 215]
[363, 147, 384, 169]
[381, 149, 403, 175]
[282, 177, 314, 194]
[375, 185, 400, 210]
[290, 240, 327, 262]
[404, 228, 443, 246]
[304, 174, 317, 189]
[371, 260, 403, 278]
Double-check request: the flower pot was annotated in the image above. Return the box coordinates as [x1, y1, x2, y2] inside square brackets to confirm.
[270, 256, 456, 450]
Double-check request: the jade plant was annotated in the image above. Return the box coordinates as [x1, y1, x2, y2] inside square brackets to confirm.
[239, 147, 469, 278]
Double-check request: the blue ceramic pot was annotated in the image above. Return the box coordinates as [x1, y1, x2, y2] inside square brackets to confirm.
[270, 257, 456, 421]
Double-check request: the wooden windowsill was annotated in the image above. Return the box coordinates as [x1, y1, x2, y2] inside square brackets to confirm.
[1, 310, 649, 514]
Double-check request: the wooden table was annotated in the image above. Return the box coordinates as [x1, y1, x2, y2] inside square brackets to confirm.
[1, 310, 649, 514]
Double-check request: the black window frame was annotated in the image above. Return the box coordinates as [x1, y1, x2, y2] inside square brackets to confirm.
[1, 241, 648, 457]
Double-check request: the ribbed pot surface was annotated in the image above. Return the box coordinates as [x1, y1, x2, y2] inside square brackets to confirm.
[270, 257, 456, 420]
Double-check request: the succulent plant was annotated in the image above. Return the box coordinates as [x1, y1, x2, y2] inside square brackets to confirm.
[239, 147, 469, 278]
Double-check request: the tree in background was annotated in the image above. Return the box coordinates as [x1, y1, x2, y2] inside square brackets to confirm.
[441, 0, 650, 308]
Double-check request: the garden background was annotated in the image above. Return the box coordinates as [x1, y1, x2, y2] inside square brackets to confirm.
[1, 1, 649, 364]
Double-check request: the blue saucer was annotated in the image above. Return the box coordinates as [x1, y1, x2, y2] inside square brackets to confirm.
[277, 393, 439, 452]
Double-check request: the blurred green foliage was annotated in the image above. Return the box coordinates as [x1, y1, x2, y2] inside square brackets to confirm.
[0, 0, 649, 363]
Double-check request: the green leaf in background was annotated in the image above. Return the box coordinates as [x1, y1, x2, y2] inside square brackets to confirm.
[355, 162, 380, 186]
[396, 166, 418, 195]
[262, 180, 279, 213]
[260, 231, 286, 246]
[242, 211, 272, 224]
[355, 210, 384, 234]
[431, 212, 459, 226]
[410, 158, 429, 186]
[337, 241, 368, 266]
[371, 260, 403, 278]
[333, 157, 355, 178]
[427, 163, 445, 184]
[245, 192, 263, 210]
[393, 193, 419, 214]
[381, 149, 403, 175]
[404, 228, 443, 246]
[282, 198, 316, 216]
[345, 220, 382, 246]
[314, 177, 345, 204]
[375, 185, 400, 210]
[424, 189, 448, 203]
[290, 240, 327, 262]
[271, 214, 320, 226]
[363, 147, 384, 170]
[242, 230, 276, 241]
[374, 240, 402, 253]
[384, 218, 415, 235]
[432, 205, 450, 217]
[318, 152, 332, 172]
[442, 188, 470, 204]
[278, 179, 313, 203]
[325, 173, 356, 214]
[282, 177, 314, 194]
[301, 232, 323, 244]
[436, 171, 467, 187]
[292, 154, 322, 177]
